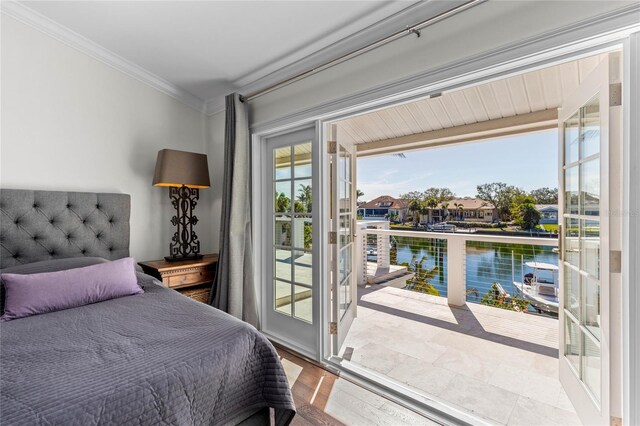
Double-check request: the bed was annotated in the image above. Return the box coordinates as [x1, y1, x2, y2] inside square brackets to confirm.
[0, 189, 295, 426]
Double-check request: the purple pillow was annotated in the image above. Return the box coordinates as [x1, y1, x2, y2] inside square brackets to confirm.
[1, 257, 143, 321]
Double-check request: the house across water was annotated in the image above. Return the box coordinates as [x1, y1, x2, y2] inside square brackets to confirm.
[358, 195, 498, 223]
[358, 195, 409, 221]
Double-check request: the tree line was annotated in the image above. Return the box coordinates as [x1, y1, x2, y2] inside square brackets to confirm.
[391, 184, 558, 229]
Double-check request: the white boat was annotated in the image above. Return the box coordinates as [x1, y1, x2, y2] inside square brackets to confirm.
[513, 261, 559, 314]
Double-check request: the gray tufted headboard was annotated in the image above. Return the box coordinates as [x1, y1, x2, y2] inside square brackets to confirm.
[0, 189, 130, 269]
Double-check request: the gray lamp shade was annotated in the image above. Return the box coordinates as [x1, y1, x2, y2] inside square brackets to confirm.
[153, 149, 210, 188]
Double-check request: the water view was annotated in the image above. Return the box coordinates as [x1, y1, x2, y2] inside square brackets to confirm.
[388, 237, 558, 313]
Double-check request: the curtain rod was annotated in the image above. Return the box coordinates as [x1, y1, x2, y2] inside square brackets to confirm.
[239, 0, 486, 103]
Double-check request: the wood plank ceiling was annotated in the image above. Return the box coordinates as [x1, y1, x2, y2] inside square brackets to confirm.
[335, 53, 607, 152]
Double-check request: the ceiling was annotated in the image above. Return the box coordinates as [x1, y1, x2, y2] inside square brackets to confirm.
[15, 0, 420, 112]
[335, 53, 608, 155]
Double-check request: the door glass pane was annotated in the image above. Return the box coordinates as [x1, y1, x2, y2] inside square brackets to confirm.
[294, 253, 312, 287]
[274, 216, 291, 247]
[565, 166, 579, 215]
[294, 143, 312, 178]
[565, 111, 580, 164]
[339, 182, 350, 213]
[339, 246, 351, 284]
[583, 334, 601, 401]
[339, 215, 351, 246]
[274, 146, 292, 179]
[565, 317, 581, 374]
[581, 160, 600, 216]
[275, 248, 292, 282]
[584, 276, 601, 340]
[581, 96, 600, 159]
[565, 217, 580, 267]
[275, 181, 291, 213]
[291, 216, 311, 250]
[294, 285, 312, 323]
[294, 179, 312, 213]
[582, 219, 600, 278]
[565, 267, 580, 320]
[275, 280, 292, 316]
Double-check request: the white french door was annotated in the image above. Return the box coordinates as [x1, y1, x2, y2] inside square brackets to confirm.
[261, 127, 318, 356]
[558, 53, 621, 425]
[328, 124, 358, 355]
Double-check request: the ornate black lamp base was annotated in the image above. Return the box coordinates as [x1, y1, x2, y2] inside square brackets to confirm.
[165, 185, 202, 262]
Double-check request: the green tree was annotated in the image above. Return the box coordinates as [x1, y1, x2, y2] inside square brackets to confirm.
[423, 187, 455, 203]
[419, 202, 430, 224]
[408, 199, 421, 225]
[476, 182, 525, 221]
[529, 187, 558, 204]
[440, 202, 450, 220]
[511, 195, 541, 230]
[297, 183, 312, 213]
[424, 197, 438, 223]
[356, 189, 365, 201]
[276, 192, 291, 212]
[400, 191, 424, 201]
[403, 255, 440, 296]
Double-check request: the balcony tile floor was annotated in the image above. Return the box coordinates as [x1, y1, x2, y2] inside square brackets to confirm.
[339, 285, 581, 425]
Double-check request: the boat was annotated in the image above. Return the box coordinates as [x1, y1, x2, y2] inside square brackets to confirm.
[513, 261, 559, 314]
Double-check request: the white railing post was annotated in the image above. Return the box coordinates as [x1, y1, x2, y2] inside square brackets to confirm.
[357, 226, 368, 286]
[377, 222, 390, 269]
[447, 237, 466, 307]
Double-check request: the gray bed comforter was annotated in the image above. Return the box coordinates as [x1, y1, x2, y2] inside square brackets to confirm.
[0, 274, 295, 426]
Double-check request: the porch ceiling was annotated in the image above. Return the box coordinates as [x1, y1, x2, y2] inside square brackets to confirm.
[336, 53, 607, 156]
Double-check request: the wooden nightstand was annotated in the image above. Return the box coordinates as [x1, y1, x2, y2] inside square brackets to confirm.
[138, 254, 219, 303]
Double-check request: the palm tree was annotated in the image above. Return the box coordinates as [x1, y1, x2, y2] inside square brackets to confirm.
[408, 199, 421, 226]
[356, 189, 364, 200]
[297, 184, 312, 213]
[419, 202, 429, 225]
[423, 197, 438, 223]
[440, 202, 450, 221]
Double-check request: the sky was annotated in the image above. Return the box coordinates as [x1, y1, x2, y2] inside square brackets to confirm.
[357, 130, 558, 201]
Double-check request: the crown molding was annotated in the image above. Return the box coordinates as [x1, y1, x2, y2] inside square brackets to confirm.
[1, 1, 206, 113]
[205, 98, 227, 116]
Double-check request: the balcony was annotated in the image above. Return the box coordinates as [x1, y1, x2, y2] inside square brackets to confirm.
[340, 224, 580, 425]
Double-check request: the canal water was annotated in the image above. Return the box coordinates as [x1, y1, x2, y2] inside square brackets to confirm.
[390, 236, 558, 308]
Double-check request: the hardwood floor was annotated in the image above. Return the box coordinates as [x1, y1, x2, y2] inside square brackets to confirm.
[277, 348, 440, 425]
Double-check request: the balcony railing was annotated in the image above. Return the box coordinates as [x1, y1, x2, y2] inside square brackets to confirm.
[358, 221, 558, 313]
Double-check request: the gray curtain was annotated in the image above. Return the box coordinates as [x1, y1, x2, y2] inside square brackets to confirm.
[210, 93, 259, 328]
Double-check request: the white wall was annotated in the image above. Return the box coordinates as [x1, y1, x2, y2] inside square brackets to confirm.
[0, 14, 217, 261]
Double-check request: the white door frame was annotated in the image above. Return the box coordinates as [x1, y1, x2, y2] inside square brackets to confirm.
[251, 27, 640, 423]
[252, 123, 324, 359]
[622, 32, 640, 425]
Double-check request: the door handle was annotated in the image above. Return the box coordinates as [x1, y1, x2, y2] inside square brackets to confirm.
[558, 224, 563, 261]
[352, 218, 358, 238]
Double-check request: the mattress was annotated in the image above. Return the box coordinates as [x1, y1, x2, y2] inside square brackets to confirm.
[0, 273, 295, 425]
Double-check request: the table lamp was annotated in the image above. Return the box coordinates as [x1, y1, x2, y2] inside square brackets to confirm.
[153, 149, 210, 261]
